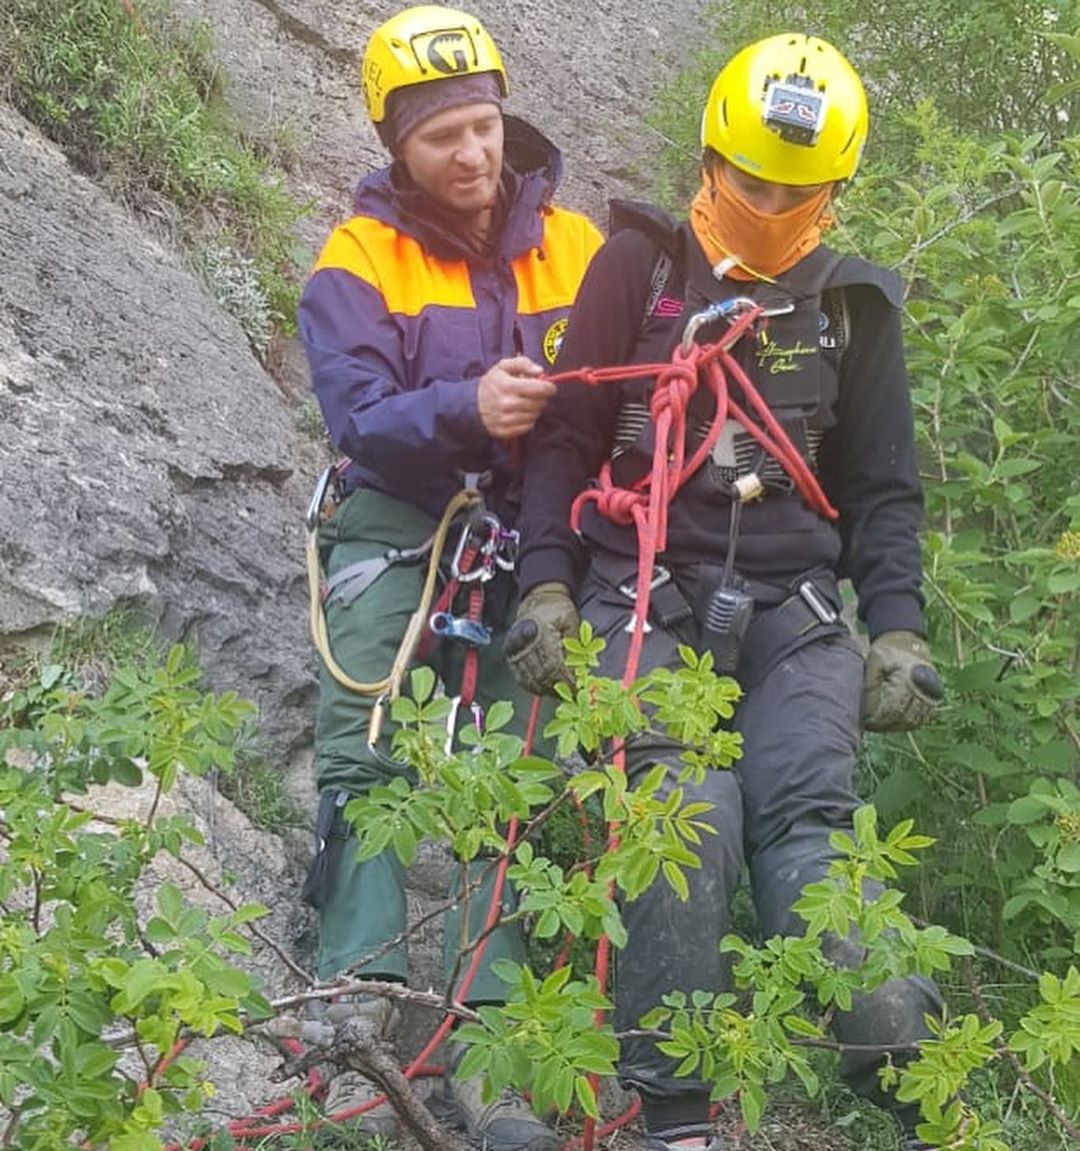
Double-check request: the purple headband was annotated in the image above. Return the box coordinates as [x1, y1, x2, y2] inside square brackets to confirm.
[379, 72, 503, 154]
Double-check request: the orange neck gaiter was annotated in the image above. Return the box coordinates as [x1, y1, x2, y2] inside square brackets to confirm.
[690, 171, 833, 282]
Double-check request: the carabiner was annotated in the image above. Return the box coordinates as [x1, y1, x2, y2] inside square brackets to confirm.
[680, 298, 796, 354]
[451, 512, 500, 582]
[430, 611, 492, 647]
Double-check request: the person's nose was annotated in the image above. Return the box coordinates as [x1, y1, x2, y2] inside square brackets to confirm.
[455, 130, 485, 168]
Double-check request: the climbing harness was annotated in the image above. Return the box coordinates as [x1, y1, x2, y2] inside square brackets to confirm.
[305, 473, 487, 744]
[552, 298, 836, 682]
[305, 465, 521, 748]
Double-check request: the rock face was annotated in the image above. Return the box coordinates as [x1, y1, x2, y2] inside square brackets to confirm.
[0, 106, 325, 784]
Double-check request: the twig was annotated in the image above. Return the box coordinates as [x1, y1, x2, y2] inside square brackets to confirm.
[890, 183, 1026, 269]
[66, 800, 313, 983]
[339, 1026, 473, 1151]
[102, 978, 479, 1052]
[963, 957, 1080, 1142]
[268, 978, 479, 1023]
[616, 1028, 924, 1055]
[910, 916, 1040, 981]
[144, 774, 164, 828]
[174, 852, 313, 984]
[0, 1107, 22, 1148]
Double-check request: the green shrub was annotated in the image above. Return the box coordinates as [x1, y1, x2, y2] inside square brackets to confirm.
[4, 0, 307, 349]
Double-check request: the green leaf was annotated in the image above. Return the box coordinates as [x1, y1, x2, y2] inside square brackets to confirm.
[662, 861, 690, 901]
[574, 1074, 599, 1118]
[1057, 842, 1080, 873]
[158, 883, 184, 923]
[1007, 795, 1050, 825]
[740, 1082, 766, 1132]
[1008, 594, 1042, 623]
[0, 975, 25, 1025]
[1048, 570, 1080, 595]
[409, 665, 436, 704]
[109, 757, 144, 786]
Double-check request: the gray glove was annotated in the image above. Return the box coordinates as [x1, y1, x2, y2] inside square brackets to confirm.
[504, 582, 579, 697]
[861, 630, 944, 732]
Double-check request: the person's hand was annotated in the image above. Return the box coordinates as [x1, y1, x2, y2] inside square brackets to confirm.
[505, 582, 579, 696]
[861, 630, 944, 731]
[477, 356, 555, 440]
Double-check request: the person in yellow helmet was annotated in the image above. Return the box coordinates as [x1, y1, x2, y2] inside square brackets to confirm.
[508, 33, 943, 1151]
[298, 6, 601, 1147]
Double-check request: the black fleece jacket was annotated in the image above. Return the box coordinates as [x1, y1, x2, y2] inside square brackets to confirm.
[516, 203, 927, 640]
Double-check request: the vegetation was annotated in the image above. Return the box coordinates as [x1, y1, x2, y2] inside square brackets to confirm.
[0, 0, 1076, 1147]
[3, 632, 1077, 1149]
[1, 0, 310, 355]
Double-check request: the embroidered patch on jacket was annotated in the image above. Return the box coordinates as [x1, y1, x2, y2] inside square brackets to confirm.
[653, 297, 684, 317]
[543, 318, 568, 364]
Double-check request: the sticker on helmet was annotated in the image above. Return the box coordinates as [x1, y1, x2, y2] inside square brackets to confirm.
[543, 318, 568, 365]
[413, 28, 478, 77]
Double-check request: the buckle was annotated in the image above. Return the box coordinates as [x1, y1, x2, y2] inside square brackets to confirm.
[797, 579, 839, 625]
[618, 565, 671, 601]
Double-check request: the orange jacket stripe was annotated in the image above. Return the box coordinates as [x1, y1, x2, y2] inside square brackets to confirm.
[312, 218, 475, 315]
[514, 208, 604, 315]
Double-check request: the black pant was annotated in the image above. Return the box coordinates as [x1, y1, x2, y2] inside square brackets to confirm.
[578, 555, 942, 1128]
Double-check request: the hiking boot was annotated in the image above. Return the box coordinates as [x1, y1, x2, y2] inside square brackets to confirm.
[428, 1045, 561, 1151]
[313, 995, 401, 1133]
[642, 1125, 724, 1151]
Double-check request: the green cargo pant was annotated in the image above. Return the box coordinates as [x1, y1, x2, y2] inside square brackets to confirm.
[311, 487, 547, 1000]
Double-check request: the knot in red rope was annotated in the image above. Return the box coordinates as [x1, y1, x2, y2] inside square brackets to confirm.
[649, 360, 696, 424]
[588, 482, 642, 526]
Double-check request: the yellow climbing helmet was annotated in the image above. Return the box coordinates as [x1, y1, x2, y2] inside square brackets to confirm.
[362, 5, 509, 124]
[701, 33, 868, 185]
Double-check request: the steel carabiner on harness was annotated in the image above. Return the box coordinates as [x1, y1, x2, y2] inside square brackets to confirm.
[680, 297, 796, 354]
[451, 511, 495, 582]
[451, 509, 518, 582]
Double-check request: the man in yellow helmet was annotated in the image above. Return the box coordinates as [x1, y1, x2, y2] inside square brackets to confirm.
[508, 34, 943, 1151]
[298, 6, 601, 1146]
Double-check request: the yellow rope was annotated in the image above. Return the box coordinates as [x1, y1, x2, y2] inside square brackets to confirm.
[306, 487, 483, 708]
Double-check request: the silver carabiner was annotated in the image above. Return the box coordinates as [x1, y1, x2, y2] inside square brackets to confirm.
[679, 297, 795, 354]
[451, 512, 501, 582]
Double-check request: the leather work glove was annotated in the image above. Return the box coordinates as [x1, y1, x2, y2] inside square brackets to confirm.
[861, 630, 944, 732]
[504, 582, 580, 697]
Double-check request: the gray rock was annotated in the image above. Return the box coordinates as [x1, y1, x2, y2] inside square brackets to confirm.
[0, 104, 325, 775]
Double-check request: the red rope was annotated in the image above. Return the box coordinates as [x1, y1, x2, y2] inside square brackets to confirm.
[548, 308, 836, 1151]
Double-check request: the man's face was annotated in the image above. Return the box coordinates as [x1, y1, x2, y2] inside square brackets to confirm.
[721, 162, 832, 215]
[399, 102, 504, 217]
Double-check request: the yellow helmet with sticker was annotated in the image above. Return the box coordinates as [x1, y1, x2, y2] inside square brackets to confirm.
[701, 33, 868, 185]
[362, 5, 509, 124]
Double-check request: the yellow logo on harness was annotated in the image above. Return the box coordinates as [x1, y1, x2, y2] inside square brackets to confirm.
[543, 318, 568, 365]
[756, 329, 816, 375]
